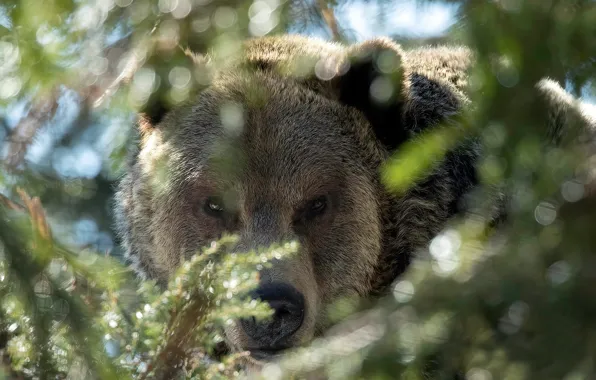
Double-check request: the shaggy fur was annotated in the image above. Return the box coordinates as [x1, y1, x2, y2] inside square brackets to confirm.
[113, 34, 595, 355]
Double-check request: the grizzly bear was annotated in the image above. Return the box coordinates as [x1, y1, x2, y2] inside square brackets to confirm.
[113, 34, 595, 361]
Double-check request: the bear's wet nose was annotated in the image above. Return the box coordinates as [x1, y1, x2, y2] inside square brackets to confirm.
[241, 282, 305, 347]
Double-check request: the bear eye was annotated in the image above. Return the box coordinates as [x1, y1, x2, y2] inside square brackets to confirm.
[305, 196, 328, 218]
[204, 197, 224, 216]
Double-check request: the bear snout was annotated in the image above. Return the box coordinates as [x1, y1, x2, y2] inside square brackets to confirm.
[240, 282, 305, 353]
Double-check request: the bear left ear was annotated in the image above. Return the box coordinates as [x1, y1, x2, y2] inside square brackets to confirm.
[335, 38, 408, 150]
[134, 47, 213, 135]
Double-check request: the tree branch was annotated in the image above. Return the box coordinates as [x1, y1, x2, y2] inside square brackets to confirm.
[1, 33, 142, 171]
[3, 90, 60, 170]
[317, 0, 341, 41]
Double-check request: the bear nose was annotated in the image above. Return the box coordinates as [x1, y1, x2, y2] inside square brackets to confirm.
[241, 282, 305, 348]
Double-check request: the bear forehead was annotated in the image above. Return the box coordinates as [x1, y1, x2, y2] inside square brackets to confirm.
[162, 73, 375, 181]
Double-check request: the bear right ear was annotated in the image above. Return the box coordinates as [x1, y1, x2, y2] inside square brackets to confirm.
[335, 38, 409, 151]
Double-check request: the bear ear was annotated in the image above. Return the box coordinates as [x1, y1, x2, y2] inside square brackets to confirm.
[336, 38, 408, 150]
[134, 47, 213, 134]
[536, 78, 596, 146]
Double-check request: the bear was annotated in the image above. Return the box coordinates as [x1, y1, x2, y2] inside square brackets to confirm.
[113, 34, 595, 362]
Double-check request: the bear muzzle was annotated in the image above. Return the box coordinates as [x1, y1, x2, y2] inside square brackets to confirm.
[240, 282, 305, 358]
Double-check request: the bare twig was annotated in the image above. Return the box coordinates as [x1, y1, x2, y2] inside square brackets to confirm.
[317, 0, 341, 41]
[16, 188, 52, 241]
[0, 191, 25, 212]
[90, 34, 145, 109]
[3, 89, 60, 169]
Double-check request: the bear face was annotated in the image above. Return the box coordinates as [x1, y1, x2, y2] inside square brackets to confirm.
[114, 35, 481, 359]
[126, 72, 388, 352]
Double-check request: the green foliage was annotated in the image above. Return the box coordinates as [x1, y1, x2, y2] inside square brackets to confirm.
[0, 195, 297, 379]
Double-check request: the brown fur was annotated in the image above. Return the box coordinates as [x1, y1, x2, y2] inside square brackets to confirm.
[113, 34, 595, 355]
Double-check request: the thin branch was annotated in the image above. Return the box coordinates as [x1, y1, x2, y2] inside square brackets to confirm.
[3, 90, 60, 170]
[317, 0, 342, 41]
[0, 191, 25, 212]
